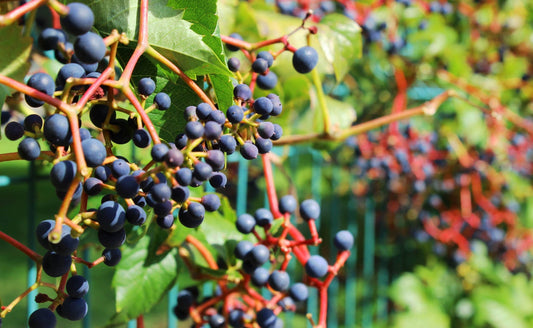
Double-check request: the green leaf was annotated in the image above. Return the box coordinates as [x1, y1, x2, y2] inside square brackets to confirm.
[0, 24, 32, 100]
[209, 74, 234, 111]
[74, 0, 230, 76]
[109, 230, 178, 325]
[317, 14, 362, 81]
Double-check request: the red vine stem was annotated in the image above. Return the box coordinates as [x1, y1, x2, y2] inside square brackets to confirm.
[185, 235, 218, 270]
[261, 154, 282, 218]
[0, 230, 41, 262]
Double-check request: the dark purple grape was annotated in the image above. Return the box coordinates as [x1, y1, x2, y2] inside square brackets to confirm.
[204, 121, 222, 140]
[55, 63, 85, 89]
[66, 275, 89, 298]
[44, 114, 72, 146]
[54, 41, 73, 64]
[36, 219, 55, 250]
[334, 230, 354, 251]
[252, 58, 269, 74]
[233, 84, 252, 101]
[174, 133, 188, 149]
[154, 92, 171, 110]
[240, 142, 258, 160]
[292, 46, 319, 74]
[94, 165, 111, 182]
[60, 296, 87, 321]
[234, 240, 253, 260]
[271, 124, 283, 140]
[226, 33, 243, 51]
[208, 110, 226, 125]
[256, 71, 278, 90]
[50, 160, 77, 191]
[157, 213, 175, 229]
[251, 267, 270, 287]
[257, 122, 274, 139]
[246, 244, 269, 266]
[151, 143, 169, 162]
[133, 128, 151, 148]
[300, 199, 320, 221]
[289, 282, 308, 302]
[71, 54, 98, 73]
[175, 168, 193, 186]
[5, 121, 24, 140]
[74, 32, 106, 64]
[81, 138, 106, 167]
[193, 162, 213, 181]
[166, 148, 184, 167]
[201, 194, 220, 212]
[254, 208, 273, 226]
[151, 183, 172, 202]
[268, 270, 290, 291]
[178, 206, 204, 228]
[115, 175, 140, 199]
[50, 225, 78, 256]
[267, 94, 282, 116]
[253, 97, 273, 115]
[227, 57, 240, 72]
[196, 102, 212, 121]
[206, 150, 225, 171]
[219, 135, 237, 154]
[61, 2, 94, 35]
[184, 105, 197, 120]
[209, 313, 225, 328]
[102, 248, 122, 266]
[305, 255, 329, 278]
[28, 308, 56, 328]
[227, 105, 244, 123]
[255, 138, 272, 154]
[126, 205, 146, 225]
[38, 28, 66, 50]
[256, 308, 276, 328]
[97, 201, 126, 232]
[23, 114, 44, 133]
[89, 104, 115, 128]
[42, 251, 72, 277]
[257, 51, 274, 67]
[185, 121, 204, 139]
[111, 158, 130, 177]
[279, 195, 297, 214]
[79, 128, 91, 141]
[137, 77, 156, 96]
[109, 118, 135, 144]
[98, 228, 126, 248]
[209, 172, 227, 189]
[18, 137, 41, 160]
[171, 185, 190, 203]
[236, 213, 255, 234]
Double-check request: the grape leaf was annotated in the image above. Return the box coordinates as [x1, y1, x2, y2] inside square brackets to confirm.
[109, 230, 178, 325]
[71, 0, 230, 77]
[0, 25, 32, 107]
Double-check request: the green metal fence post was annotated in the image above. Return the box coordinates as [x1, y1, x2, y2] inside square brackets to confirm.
[362, 197, 375, 328]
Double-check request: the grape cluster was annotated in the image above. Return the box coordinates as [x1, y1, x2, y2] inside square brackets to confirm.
[173, 195, 353, 327]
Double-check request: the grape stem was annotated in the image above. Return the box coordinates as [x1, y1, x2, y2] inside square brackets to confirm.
[0, 230, 41, 262]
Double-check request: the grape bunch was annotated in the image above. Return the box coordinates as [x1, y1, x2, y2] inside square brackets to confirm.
[173, 196, 353, 327]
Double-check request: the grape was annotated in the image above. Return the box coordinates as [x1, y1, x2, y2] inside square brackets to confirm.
[228, 309, 244, 327]
[60, 296, 87, 321]
[234, 240, 253, 260]
[209, 172, 227, 189]
[256, 71, 278, 90]
[173, 307, 189, 320]
[188, 202, 205, 218]
[209, 109, 227, 125]
[81, 138, 106, 167]
[252, 58, 269, 74]
[193, 162, 213, 181]
[109, 119, 135, 144]
[253, 97, 273, 116]
[111, 159, 130, 177]
[66, 275, 89, 298]
[166, 147, 184, 167]
[154, 92, 171, 110]
[42, 251, 72, 277]
[268, 270, 290, 291]
[226, 33, 243, 51]
[174, 133, 188, 149]
[5, 121, 24, 140]
[74, 32, 106, 64]
[102, 248, 122, 266]
[23, 115, 44, 132]
[267, 94, 282, 116]
[278, 297, 295, 312]
[38, 28, 66, 50]
[209, 314, 225, 328]
[257, 51, 274, 67]
[255, 137, 272, 154]
[334, 230, 354, 251]
[132, 128, 151, 148]
[178, 203, 204, 228]
[56, 182, 83, 202]
[227, 105, 244, 123]
[204, 121, 222, 140]
[251, 267, 270, 287]
[89, 104, 116, 128]
[201, 194, 221, 212]
[227, 57, 240, 72]
[97, 201, 126, 232]
[44, 114, 72, 146]
[26, 73, 55, 105]
[94, 165, 111, 182]
[254, 208, 273, 227]
[151, 183, 172, 202]
[115, 175, 140, 199]
[36, 220, 55, 250]
[300, 199, 320, 221]
[157, 213, 175, 229]
[137, 77, 156, 96]
[184, 105, 198, 120]
[98, 228, 126, 248]
[126, 205, 146, 225]
[61, 2, 94, 35]
[233, 84, 252, 101]
[258, 122, 274, 139]
[151, 143, 169, 162]
[185, 121, 204, 139]
[154, 201, 172, 217]
[175, 168, 193, 186]
[50, 225, 79, 256]
[18, 137, 41, 160]
[55, 63, 85, 89]
[240, 142, 258, 160]
[271, 124, 283, 140]
[246, 244, 270, 266]
[256, 308, 276, 328]
[292, 46, 319, 74]
[236, 213, 255, 234]
[79, 128, 91, 141]
[206, 150, 225, 171]
[176, 289, 195, 310]
[133, 195, 147, 207]
[196, 102, 212, 121]
[71, 54, 98, 73]
[289, 283, 308, 302]
[219, 135, 237, 154]
[28, 308, 56, 328]
[50, 160, 77, 191]
[305, 255, 329, 278]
